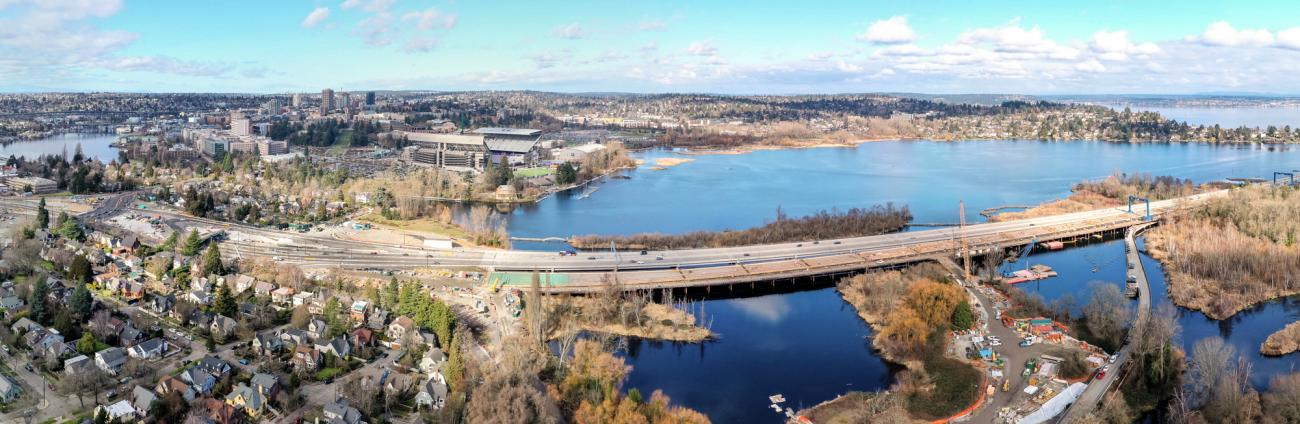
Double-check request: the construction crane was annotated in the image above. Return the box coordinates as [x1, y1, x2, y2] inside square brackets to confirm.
[1127, 195, 1151, 221]
[1275, 171, 1296, 186]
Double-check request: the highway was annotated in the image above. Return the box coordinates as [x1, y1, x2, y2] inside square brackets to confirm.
[0, 190, 1221, 293]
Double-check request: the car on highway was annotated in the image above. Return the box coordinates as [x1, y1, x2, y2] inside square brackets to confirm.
[587, 256, 597, 260]
[370, 251, 378, 255]
[640, 250, 648, 255]
[655, 256, 664, 261]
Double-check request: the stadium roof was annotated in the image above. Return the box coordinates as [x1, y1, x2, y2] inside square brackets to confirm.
[486, 138, 540, 154]
[473, 127, 541, 137]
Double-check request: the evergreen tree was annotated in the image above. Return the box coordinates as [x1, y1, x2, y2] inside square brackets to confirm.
[556, 162, 578, 185]
[36, 197, 49, 228]
[29, 277, 50, 324]
[69, 283, 93, 320]
[202, 242, 223, 275]
[212, 284, 236, 317]
[445, 333, 464, 391]
[160, 231, 178, 252]
[69, 255, 92, 283]
[182, 230, 202, 256]
[382, 277, 400, 310]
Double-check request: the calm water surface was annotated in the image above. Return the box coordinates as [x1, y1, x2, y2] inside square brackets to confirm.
[1, 133, 119, 162]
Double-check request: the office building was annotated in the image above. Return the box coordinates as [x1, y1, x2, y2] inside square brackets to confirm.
[320, 88, 334, 114]
[230, 112, 251, 137]
[4, 176, 57, 194]
[339, 92, 351, 110]
[257, 139, 288, 156]
[291, 93, 302, 108]
[365, 92, 375, 105]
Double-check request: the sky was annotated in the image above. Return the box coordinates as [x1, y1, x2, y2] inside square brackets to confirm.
[3, 0, 1300, 94]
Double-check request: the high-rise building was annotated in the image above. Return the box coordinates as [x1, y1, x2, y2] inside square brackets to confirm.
[292, 93, 302, 108]
[320, 88, 334, 114]
[261, 98, 280, 115]
[339, 92, 351, 110]
[365, 91, 375, 105]
[230, 111, 251, 136]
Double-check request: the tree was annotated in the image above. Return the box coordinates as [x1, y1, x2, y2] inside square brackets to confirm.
[212, 283, 236, 317]
[182, 229, 202, 256]
[1082, 282, 1130, 352]
[905, 280, 965, 328]
[1263, 373, 1300, 424]
[36, 197, 49, 229]
[29, 277, 50, 324]
[69, 254, 93, 283]
[291, 304, 311, 329]
[950, 300, 975, 331]
[556, 162, 578, 185]
[56, 214, 84, 241]
[202, 242, 224, 275]
[69, 283, 93, 320]
[160, 231, 178, 252]
[77, 331, 96, 353]
[382, 277, 399, 309]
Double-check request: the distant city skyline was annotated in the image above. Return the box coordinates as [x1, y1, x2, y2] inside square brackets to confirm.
[4, 0, 1300, 94]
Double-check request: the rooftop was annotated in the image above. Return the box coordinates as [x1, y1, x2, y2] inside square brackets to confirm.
[474, 127, 541, 136]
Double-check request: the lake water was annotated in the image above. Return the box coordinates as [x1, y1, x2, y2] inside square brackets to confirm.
[517, 141, 1300, 422]
[0, 133, 119, 162]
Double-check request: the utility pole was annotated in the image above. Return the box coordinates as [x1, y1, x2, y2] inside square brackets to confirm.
[959, 200, 971, 282]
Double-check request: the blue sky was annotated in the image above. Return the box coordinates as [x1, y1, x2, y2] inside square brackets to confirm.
[3, 0, 1300, 94]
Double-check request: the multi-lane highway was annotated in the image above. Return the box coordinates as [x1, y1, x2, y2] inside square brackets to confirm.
[0, 189, 1219, 292]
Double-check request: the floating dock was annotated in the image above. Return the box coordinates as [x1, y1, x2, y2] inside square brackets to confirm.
[1005, 264, 1058, 284]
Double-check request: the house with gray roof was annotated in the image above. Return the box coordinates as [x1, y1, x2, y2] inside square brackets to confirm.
[0, 375, 20, 403]
[95, 347, 128, 375]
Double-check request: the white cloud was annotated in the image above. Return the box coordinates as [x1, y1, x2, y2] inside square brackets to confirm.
[1090, 30, 1159, 61]
[1278, 27, 1300, 50]
[1195, 21, 1274, 47]
[340, 0, 393, 13]
[687, 40, 717, 56]
[301, 7, 331, 29]
[355, 12, 395, 46]
[856, 16, 916, 44]
[552, 23, 584, 39]
[401, 8, 456, 31]
[1076, 59, 1106, 73]
[97, 55, 234, 77]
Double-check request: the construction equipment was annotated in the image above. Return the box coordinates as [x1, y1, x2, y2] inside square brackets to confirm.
[958, 200, 971, 282]
[1127, 195, 1151, 221]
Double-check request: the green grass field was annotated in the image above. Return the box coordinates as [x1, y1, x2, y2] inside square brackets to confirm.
[513, 166, 555, 178]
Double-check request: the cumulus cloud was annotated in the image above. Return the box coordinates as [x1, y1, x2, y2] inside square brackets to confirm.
[1194, 21, 1275, 47]
[1278, 27, 1300, 50]
[856, 16, 916, 44]
[402, 8, 456, 30]
[403, 36, 438, 53]
[1090, 30, 1159, 61]
[687, 40, 717, 56]
[301, 7, 331, 28]
[552, 23, 584, 39]
[1076, 59, 1106, 73]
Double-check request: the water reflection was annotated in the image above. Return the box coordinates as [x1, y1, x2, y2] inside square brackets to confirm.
[729, 295, 793, 324]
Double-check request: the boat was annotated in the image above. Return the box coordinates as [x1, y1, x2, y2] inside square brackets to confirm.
[769, 394, 786, 403]
[771, 404, 783, 413]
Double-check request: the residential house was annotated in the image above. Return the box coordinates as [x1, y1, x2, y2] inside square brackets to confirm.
[0, 294, 23, 311]
[315, 337, 351, 360]
[414, 375, 448, 410]
[254, 281, 276, 297]
[128, 338, 168, 359]
[149, 294, 176, 315]
[36, 331, 67, 358]
[203, 397, 242, 424]
[118, 326, 144, 347]
[180, 368, 217, 395]
[64, 355, 93, 376]
[418, 348, 447, 375]
[132, 385, 157, 417]
[270, 287, 295, 305]
[197, 356, 232, 377]
[351, 328, 374, 347]
[0, 375, 21, 403]
[227, 274, 255, 294]
[185, 289, 212, 305]
[120, 281, 145, 301]
[250, 373, 279, 399]
[225, 383, 266, 419]
[280, 329, 310, 347]
[322, 399, 364, 424]
[154, 375, 195, 402]
[22, 328, 45, 349]
[384, 373, 414, 396]
[210, 315, 237, 340]
[10, 317, 40, 334]
[349, 300, 369, 321]
[387, 316, 415, 344]
[417, 330, 439, 349]
[98, 400, 135, 421]
[306, 317, 328, 341]
[252, 331, 284, 356]
[95, 347, 128, 375]
[366, 309, 388, 330]
[291, 291, 312, 307]
[292, 345, 321, 371]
